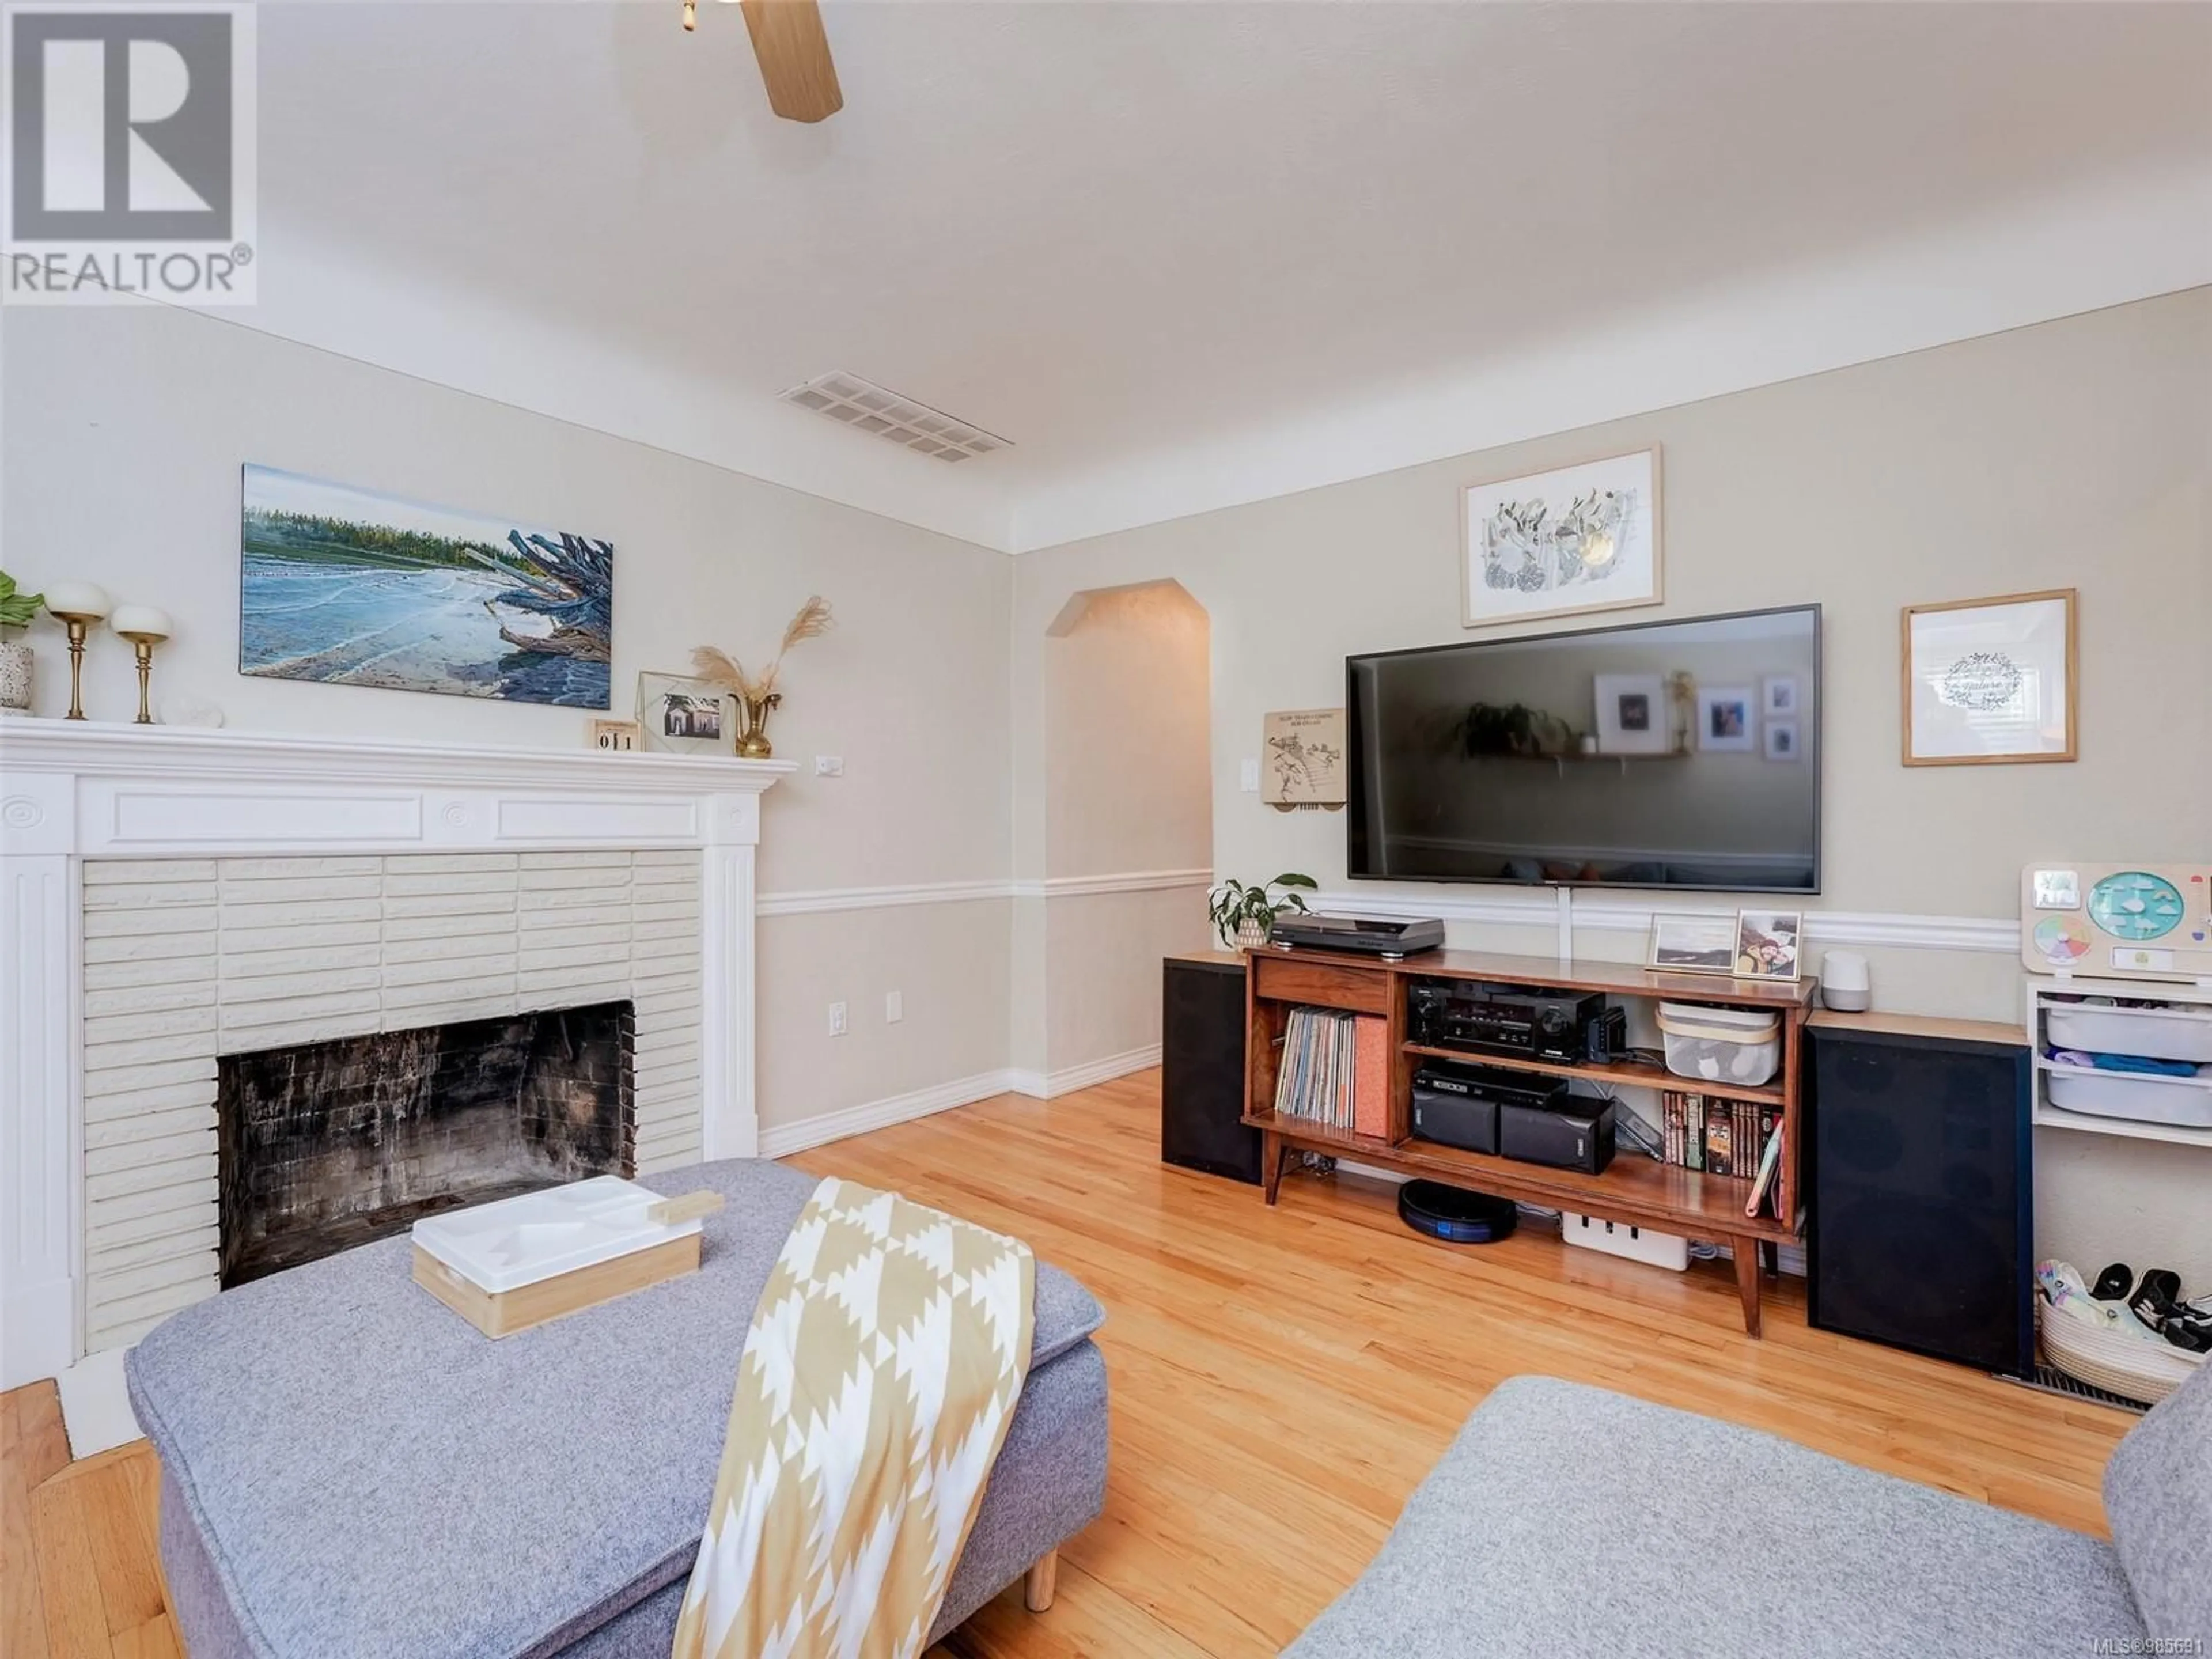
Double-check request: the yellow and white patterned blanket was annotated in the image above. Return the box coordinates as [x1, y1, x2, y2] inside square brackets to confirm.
[672, 1176, 1036, 1659]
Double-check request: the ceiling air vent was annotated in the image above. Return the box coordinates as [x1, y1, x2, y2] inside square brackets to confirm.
[778, 372, 1010, 463]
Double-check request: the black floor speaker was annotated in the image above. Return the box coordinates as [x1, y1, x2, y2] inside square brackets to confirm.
[1161, 954, 1260, 1184]
[1806, 1018, 2033, 1378]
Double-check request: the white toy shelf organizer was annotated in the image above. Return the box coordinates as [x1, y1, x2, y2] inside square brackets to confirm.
[2021, 863, 2212, 1151]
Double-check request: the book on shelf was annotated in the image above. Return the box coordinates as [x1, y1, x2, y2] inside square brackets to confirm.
[1744, 1124, 1785, 1217]
[1274, 1007, 1388, 1136]
[1703, 1106, 1734, 1177]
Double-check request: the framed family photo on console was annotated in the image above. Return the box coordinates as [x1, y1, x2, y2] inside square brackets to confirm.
[1902, 589, 2077, 766]
[1648, 914, 1738, 975]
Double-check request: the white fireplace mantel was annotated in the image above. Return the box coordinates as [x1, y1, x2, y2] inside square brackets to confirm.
[0, 719, 793, 1388]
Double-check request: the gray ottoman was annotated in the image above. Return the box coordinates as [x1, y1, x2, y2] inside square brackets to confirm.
[127, 1159, 1109, 1658]
[1287, 1374, 2172, 1658]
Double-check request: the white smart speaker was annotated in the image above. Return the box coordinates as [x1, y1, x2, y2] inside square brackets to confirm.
[1820, 950, 1871, 1013]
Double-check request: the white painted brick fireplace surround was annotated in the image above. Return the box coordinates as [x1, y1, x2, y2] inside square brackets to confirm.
[0, 722, 791, 1390]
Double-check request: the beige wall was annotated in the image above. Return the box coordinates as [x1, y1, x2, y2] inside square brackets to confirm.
[1, 305, 1014, 1137]
[1032, 582, 1213, 1075]
[9, 291, 2206, 1275]
[1014, 289, 2212, 1281]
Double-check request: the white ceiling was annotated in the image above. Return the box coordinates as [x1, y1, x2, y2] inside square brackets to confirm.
[244, 1, 2212, 551]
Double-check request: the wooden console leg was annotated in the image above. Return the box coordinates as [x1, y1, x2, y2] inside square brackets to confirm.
[1261, 1132, 1284, 1205]
[1758, 1239, 1778, 1277]
[1733, 1240, 1763, 1339]
[1024, 1549, 1058, 1613]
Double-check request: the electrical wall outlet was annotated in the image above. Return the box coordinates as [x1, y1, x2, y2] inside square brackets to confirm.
[1240, 757, 1260, 792]
[884, 990, 903, 1024]
[815, 755, 844, 777]
[828, 1001, 847, 1036]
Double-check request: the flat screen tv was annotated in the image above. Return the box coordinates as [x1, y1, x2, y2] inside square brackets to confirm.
[1346, 605, 1820, 893]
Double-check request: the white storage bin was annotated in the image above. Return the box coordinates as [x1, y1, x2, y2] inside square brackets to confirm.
[1657, 1002, 1782, 1088]
[2046, 1066, 2212, 1131]
[2046, 1003, 2212, 1065]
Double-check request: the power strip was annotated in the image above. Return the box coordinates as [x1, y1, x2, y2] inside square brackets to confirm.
[1560, 1210, 1690, 1272]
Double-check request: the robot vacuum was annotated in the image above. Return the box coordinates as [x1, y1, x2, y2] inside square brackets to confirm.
[1398, 1180, 1518, 1244]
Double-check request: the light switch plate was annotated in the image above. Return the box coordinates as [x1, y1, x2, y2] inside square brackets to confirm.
[1240, 758, 1260, 792]
[828, 1001, 847, 1036]
[884, 990, 903, 1024]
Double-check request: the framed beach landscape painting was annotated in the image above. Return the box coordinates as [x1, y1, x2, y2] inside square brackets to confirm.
[239, 465, 614, 707]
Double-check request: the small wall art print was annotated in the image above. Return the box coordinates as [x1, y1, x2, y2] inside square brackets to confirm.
[1593, 672, 1672, 756]
[240, 465, 613, 708]
[1262, 707, 1347, 809]
[1902, 589, 2076, 766]
[1696, 685, 1756, 753]
[1462, 446, 1662, 628]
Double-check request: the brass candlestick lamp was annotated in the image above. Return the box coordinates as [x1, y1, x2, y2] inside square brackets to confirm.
[41, 582, 111, 719]
[109, 605, 173, 725]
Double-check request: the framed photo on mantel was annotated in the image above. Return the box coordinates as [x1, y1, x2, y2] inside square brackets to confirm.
[1902, 589, 2077, 766]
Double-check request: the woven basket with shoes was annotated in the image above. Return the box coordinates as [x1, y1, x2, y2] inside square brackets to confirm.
[2039, 1300, 2207, 1407]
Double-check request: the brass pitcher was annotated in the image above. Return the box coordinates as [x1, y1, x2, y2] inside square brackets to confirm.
[734, 691, 781, 759]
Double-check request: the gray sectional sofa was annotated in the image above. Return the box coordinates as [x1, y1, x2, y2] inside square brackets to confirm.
[1289, 1367, 2210, 1656]
[127, 1159, 1109, 1658]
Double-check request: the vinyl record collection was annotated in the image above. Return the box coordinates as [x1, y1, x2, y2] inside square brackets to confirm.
[1272, 1007, 1389, 1138]
[1662, 1090, 1785, 1218]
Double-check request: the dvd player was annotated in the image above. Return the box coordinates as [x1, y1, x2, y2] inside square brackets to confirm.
[1268, 913, 1444, 959]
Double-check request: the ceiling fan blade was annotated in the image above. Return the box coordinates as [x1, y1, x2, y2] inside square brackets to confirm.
[738, 0, 843, 123]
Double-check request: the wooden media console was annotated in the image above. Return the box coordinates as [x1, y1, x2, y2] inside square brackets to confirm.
[1241, 946, 1816, 1336]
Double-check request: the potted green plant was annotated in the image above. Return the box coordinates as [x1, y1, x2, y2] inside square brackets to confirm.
[1208, 872, 1318, 949]
[0, 572, 43, 714]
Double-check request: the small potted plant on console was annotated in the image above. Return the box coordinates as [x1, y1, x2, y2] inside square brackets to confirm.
[1209, 873, 1319, 949]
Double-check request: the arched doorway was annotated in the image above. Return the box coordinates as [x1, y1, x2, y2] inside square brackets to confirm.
[1037, 580, 1213, 1084]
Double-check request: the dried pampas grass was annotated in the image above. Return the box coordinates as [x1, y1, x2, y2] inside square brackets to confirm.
[692, 596, 834, 702]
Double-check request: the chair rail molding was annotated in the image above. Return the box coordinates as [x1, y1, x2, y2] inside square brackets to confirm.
[1309, 887, 2019, 956]
[0, 719, 793, 1389]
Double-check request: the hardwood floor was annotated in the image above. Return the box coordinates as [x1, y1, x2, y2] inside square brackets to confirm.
[3, 1070, 2131, 1657]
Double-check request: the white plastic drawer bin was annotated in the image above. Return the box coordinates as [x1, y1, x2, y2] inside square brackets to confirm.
[2045, 1003, 2212, 1065]
[1657, 1002, 1782, 1088]
[2046, 1067, 2212, 1131]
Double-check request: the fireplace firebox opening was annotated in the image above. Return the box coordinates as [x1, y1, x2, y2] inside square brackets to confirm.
[215, 1001, 634, 1286]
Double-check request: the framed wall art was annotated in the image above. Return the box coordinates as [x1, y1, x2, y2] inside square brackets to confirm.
[636, 672, 734, 756]
[240, 465, 613, 709]
[1902, 589, 2077, 766]
[1461, 446, 1662, 628]
[1262, 707, 1347, 809]
[1695, 685, 1755, 753]
[1592, 672, 1671, 756]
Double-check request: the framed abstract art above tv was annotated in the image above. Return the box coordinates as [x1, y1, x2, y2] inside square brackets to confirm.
[238, 465, 614, 709]
[1461, 445, 1662, 628]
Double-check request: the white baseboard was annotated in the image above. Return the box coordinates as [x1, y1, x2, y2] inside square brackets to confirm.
[759, 1069, 1021, 1158]
[55, 1346, 144, 1458]
[1007, 1043, 1162, 1101]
